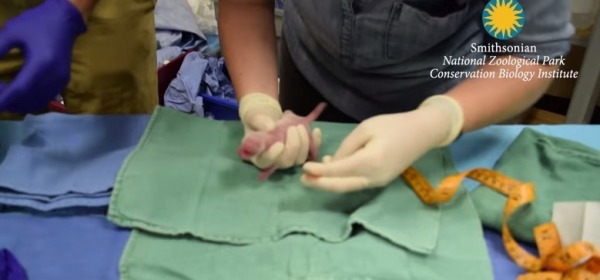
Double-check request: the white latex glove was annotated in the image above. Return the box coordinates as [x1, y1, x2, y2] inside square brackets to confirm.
[239, 93, 321, 169]
[301, 95, 464, 192]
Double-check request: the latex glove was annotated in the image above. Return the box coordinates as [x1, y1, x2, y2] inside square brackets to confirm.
[239, 93, 321, 169]
[301, 95, 464, 192]
[0, 0, 86, 113]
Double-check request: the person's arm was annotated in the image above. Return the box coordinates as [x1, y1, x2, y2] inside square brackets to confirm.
[448, 61, 557, 132]
[218, 0, 317, 171]
[218, 0, 279, 100]
[300, 63, 558, 192]
[68, 0, 99, 19]
[301, 0, 575, 192]
[451, 0, 574, 132]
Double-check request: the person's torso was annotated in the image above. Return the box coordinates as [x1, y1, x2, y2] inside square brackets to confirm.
[284, 0, 486, 120]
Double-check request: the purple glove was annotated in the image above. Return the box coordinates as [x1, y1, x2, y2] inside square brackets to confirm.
[0, 0, 86, 114]
[0, 249, 27, 280]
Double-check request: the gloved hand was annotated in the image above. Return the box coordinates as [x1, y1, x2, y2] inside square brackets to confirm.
[0, 0, 87, 113]
[239, 93, 321, 169]
[301, 95, 464, 192]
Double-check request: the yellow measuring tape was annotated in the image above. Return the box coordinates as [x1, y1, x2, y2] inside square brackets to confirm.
[401, 167, 600, 280]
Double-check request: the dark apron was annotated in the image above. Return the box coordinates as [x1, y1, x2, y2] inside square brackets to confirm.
[0, 0, 158, 119]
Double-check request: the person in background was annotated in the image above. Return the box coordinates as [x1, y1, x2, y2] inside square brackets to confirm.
[0, 0, 157, 117]
[218, 0, 573, 192]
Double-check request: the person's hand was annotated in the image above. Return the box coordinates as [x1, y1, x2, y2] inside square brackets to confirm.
[0, 0, 86, 113]
[239, 93, 321, 169]
[301, 95, 464, 192]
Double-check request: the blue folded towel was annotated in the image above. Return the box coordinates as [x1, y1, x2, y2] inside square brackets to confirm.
[0, 114, 149, 211]
[0, 213, 129, 280]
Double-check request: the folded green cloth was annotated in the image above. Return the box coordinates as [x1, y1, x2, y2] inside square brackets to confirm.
[470, 128, 600, 242]
[109, 107, 493, 280]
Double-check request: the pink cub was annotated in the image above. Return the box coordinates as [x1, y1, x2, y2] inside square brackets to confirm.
[238, 102, 327, 180]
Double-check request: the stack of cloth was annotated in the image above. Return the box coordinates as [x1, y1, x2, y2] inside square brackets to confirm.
[155, 0, 236, 118]
[0, 113, 150, 279]
[185, 0, 220, 54]
[154, 0, 224, 67]
[155, 0, 208, 67]
[0, 113, 148, 212]
[163, 52, 236, 118]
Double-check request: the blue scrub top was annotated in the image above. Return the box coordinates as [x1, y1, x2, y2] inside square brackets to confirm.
[283, 0, 574, 120]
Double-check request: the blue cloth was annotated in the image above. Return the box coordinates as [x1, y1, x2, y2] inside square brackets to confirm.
[0, 249, 27, 280]
[0, 114, 148, 211]
[0, 213, 129, 280]
[164, 52, 236, 117]
[156, 46, 183, 68]
[202, 57, 235, 100]
[164, 52, 206, 117]
[204, 34, 221, 55]
[155, 0, 206, 51]
[483, 228, 537, 280]
[0, 122, 23, 161]
[156, 31, 205, 52]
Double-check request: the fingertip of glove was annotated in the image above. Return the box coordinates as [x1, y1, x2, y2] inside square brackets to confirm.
[252, 141, 284, 167]
[302, 161, 323, 175]
[300, 173, 321, 187]
[312, 127, 322, 138]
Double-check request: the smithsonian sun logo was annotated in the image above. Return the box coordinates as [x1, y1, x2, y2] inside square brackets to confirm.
[482, 0, 525, 40]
